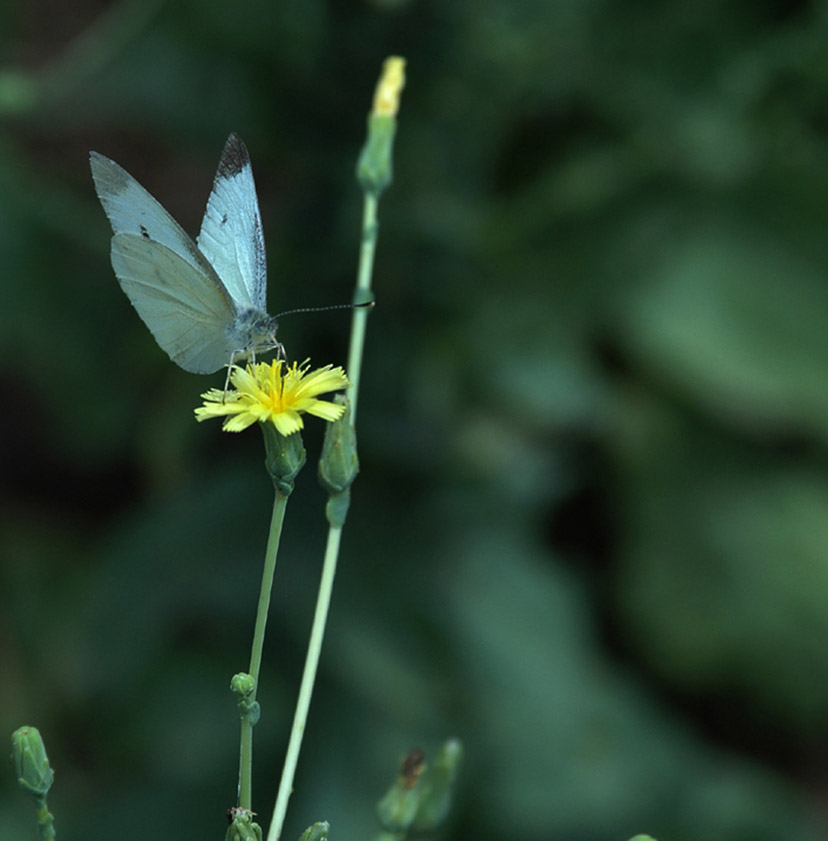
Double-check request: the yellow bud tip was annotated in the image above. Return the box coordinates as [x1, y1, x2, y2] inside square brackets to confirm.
[372, 56, 406, 117]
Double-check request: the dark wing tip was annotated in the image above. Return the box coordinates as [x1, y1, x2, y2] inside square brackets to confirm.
[217, 133, 250, 179]
[89, 150, 130, 195]
[89, 150, 106, 173]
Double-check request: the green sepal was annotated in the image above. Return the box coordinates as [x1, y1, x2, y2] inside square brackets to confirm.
[225, 807, 263, 841]
[261, 422, 306, 496]
[297, 820, 330, 841]
[357, 113, 397, 197]
[11, 726, 54, 799]
[241, 701, 261, 727]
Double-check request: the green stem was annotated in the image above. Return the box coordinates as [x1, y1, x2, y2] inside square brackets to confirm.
[239, 492, 289, 811]
[266, 115, 386, 841]
[35, 798, 56, 841]
[266, 526, 343, 841]
[346, 192, 379, 423]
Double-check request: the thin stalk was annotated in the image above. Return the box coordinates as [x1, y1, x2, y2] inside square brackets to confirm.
[346, 193, 378, 422]
[34, 799, 55, 841]
[267, 154, 383, 841]
[267, 526, 342, 841]
[239, 491, 289, 811]
[265, 57, 401, 839]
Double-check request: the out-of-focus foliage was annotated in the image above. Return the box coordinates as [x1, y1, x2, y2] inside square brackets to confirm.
[3, 2, 828, 841]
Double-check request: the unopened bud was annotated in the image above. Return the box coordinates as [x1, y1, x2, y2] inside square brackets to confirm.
[225, 807, 262, 841]
[357, 56, 406, 196]
[11, 726, 54, 799]
[411, 738, 462, 831]
[318, 397, 358, 527]
[298, 820, 330, 841]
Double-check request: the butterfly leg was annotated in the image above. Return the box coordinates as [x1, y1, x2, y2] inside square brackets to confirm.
[222, 351, 237, 404]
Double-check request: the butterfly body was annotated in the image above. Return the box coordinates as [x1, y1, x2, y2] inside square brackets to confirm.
[90, 133, 279, 373]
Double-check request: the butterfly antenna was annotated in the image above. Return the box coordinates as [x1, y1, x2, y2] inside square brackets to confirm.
[273, 301, 374, 319]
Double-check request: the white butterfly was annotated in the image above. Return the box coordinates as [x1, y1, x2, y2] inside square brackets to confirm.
[90, 133, 281, 374]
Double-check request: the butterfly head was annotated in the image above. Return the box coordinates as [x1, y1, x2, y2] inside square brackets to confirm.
[230, 308, 282, 363]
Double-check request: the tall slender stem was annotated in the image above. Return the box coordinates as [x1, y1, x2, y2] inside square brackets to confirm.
[265, 56, 404, 841]
[266, 190, 381, 841]
[347, 193, 379, 422]
[249, 493, 289, 683]
[267, 526, 342, 841]
[239, 491, 289, 811]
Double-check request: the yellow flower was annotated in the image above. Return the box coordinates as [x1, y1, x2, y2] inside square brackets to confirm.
[195, 360, 350, 435]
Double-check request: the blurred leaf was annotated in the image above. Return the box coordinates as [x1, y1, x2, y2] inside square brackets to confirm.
[618, 228, 828, 441]
[613, 400, 828, 732]
[442, 526, 820, 840]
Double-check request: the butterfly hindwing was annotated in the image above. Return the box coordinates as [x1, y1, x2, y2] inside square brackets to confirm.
[111, 233, 236, 374]
[196, 133, 268, 311]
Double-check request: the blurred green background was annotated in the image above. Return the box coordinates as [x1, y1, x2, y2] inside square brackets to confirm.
[3, 1, 828, 839]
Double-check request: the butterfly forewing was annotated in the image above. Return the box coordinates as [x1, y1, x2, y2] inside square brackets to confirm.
[111, 233, 236, 373]
[196, 133, 268, 311]
[90, 152, 210, 275]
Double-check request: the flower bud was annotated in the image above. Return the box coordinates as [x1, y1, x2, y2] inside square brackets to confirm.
[225, 807, 262, 841]
[410, 739, 463, 831]
[376, 747, 426, 832]
[318, 397, 359, 527]
[230, 672, 256, 698]
[230, 673, 260, 726]
[357, 57, 406, 197]
[297, 820, 330, 841]
[376, 776, 421, 832]
[10, 726, 54, 799]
